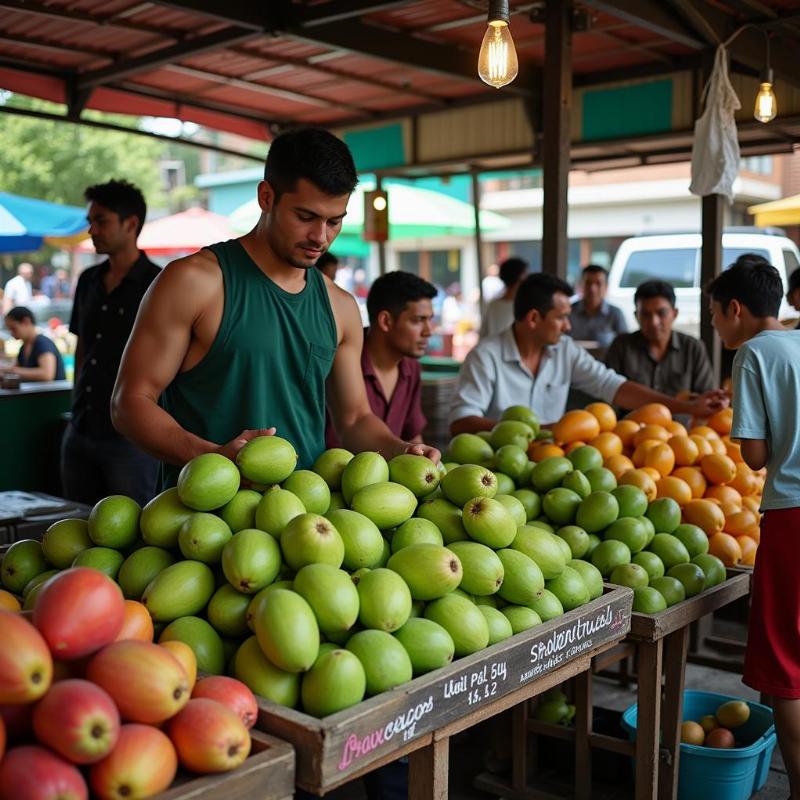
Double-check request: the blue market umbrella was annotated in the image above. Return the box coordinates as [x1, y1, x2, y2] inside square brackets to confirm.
[0, 192, 88, 253]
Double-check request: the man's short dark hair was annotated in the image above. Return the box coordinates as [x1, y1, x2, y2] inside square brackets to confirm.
[634, 280, 676, 308]
[316, 252, 339, 271]
[499, 257, 528, 288]
[514, 273, 573, 321]
[367, 271, 436, 324]
[733, 252, 770, 269]
[84, 180, 147, 235]
[5, 306, 34, 323]
[788, 267, 800, 295]
[706, 261, 783, 318]
[264, 128, 358, 201]
[582, 264, 609, 280]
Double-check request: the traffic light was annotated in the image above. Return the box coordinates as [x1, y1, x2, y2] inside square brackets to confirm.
[364, 189, 389, 242]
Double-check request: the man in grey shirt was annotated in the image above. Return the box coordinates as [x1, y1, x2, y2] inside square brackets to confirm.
[604, 280, 715, 401]
[569, 264, 627, 348]
[449, 274, 726, 433]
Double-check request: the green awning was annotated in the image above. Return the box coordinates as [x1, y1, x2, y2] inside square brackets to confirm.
[229, 181, 510, 244]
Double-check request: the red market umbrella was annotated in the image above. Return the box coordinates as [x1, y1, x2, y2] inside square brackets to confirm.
[78, 207, 236, 256]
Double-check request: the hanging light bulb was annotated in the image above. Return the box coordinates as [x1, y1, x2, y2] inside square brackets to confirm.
[754, 68, 777, 123]
[478, 0, 518, 89]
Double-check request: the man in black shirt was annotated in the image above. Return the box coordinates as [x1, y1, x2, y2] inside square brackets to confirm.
[62, 180, 160, 506]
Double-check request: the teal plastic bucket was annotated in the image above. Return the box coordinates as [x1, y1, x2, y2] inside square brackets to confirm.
[621, 690, 776, 800]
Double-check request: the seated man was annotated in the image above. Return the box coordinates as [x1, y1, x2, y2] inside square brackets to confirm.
[3, 306, 66, 382]
[604, 280, 715, 400]
[479, 257, 528, 338]
[326, 271, 435, 447]
[569, 264, 627, 348]
[449, 273, 726, 433]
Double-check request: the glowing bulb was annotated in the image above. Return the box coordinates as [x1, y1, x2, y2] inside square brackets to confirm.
[372, 195, 387, 211]
[754, 81, 776, 123]
[478, 21, 518, 89]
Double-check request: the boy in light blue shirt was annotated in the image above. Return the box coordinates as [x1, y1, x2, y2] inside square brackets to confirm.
[708, 260, 800, 798]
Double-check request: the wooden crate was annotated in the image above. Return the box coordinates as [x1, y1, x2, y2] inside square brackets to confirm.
[156, 730, 294, 800]
[628, 570, 751, 642]
[490, 571, 753, 800]
[255, 585, 633, 794]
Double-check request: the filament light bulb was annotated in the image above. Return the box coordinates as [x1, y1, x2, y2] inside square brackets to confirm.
[478, 21, 518, 89]
[754, 81, 776, 123]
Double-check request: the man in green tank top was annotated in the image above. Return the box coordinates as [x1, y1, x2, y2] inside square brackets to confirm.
[111, 128, 440, 483]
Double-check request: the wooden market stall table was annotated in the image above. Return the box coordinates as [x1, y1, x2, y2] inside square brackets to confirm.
[477, 570, 751, 800]
[255, 585, 633, 799]
[0, 490, 91, 545]
[158, 730, 294, 800]
[0, 380, 72, 494]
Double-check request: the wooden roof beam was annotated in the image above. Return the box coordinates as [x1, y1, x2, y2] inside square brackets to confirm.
[579, 0, 706, 49]
[300, 1, 416, 27]
[76, 26, 257, 90]
[583, 0, 800, 89]
[163, 63, 376, 116]
[144, 0, 538, 94]
[285, 18, 538, 96]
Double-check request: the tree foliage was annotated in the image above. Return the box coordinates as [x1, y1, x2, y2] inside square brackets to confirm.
[0, 97, 165, 209]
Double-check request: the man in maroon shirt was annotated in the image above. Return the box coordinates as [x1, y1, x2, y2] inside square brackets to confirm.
[326, 271, 436, 448]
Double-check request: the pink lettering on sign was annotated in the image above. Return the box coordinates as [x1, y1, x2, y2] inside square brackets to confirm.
[338, 730, 385, 770]
[337, 695, 435, 771]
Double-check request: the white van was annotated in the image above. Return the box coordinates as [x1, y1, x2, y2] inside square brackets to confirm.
[607, 229, 800, 336]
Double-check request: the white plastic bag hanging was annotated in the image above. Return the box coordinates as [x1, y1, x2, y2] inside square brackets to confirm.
[689, 45, 741, 203]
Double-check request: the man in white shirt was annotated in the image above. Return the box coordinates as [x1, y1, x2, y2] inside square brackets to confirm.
[479, 257, 528, 338]
[3, 263, 34, 314]
[450, 273, 727, 433]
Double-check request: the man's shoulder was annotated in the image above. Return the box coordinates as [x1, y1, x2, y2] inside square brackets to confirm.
[32, 333, 56, 351]
[606, 330, 638, 349]
[463, 332, 504, 369]
[74, 263, 105, 294]
[743, 330, 800, 360]
[673, 330, 704, 350]
[473, 330, 505, 353]
[400, 356, 422, 379]
[607, 303, 626, 319]
[152, 251, 223, 302]
[140, 254, 162, 281]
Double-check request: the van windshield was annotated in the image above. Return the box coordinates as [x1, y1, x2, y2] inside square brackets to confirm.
[620, 249, 696, 288]
[620, 246, 774, 288]
[721, 248, 770, 269]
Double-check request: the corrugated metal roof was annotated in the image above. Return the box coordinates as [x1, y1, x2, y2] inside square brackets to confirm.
[0, 0, 798, 154]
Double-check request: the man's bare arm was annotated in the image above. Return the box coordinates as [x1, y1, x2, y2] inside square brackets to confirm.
[614, 381, 729, 419]
[450, 416, 496, 436]
[2, 351, 57, 382]
[111, 257, 220, 464]
[739, 438, 768, 471]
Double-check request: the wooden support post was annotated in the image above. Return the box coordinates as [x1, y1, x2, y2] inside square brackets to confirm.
[659, 627, 690, 800]
[541, 0, 571, 279]
[512, 702, 529, 791]
[700, 193, 723, 382]
[408, 737, 449, 800]
[635, 640, 663, 799]
[574, 669, 592, 800]
[376, 174, 387, 276]
[472, 171, 487, 314]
